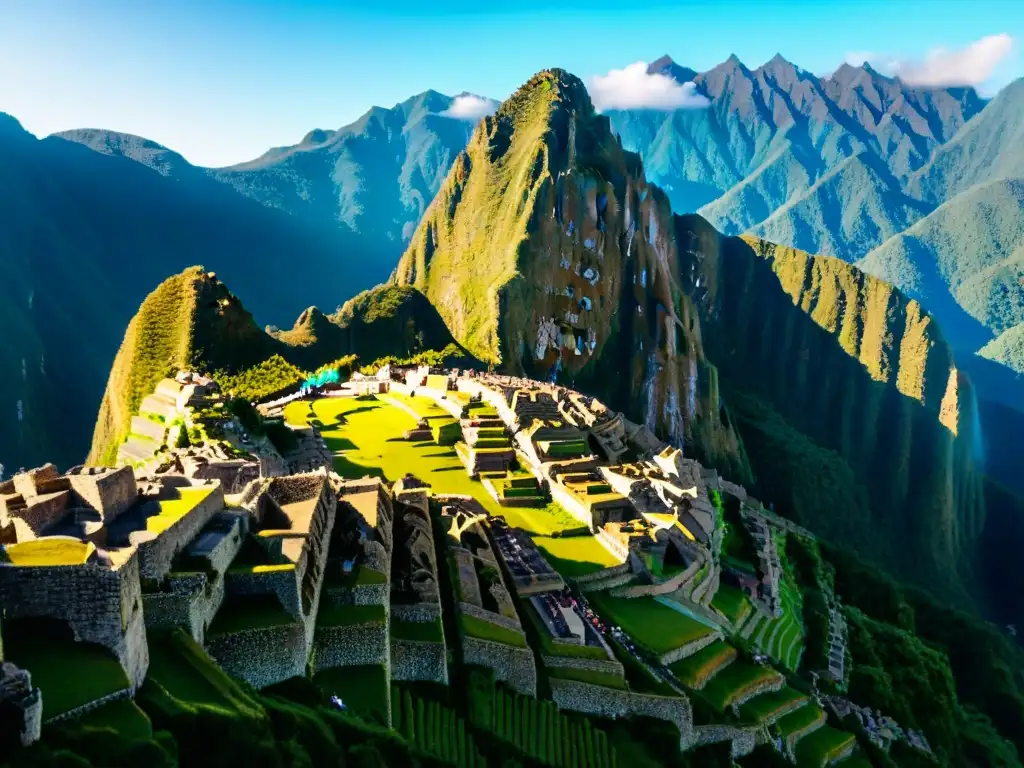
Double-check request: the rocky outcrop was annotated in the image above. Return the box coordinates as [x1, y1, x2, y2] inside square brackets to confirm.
[395, 69, 750, 481]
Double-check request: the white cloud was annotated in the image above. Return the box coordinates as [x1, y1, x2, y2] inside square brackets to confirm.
[841, 34, 1015, 87]
[439, 94, 499, 121]
[588, 61, 710, 111]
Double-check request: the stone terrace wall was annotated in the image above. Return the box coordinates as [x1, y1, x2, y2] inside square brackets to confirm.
[540, 655, 624, 677]
[66, 466, 137, 522]
[143, 572, 226, 645]
[463, 637, 536, 697]
[658, 631, 724, 666]
[312, 620, 389, 670]
[548, 678, 694, 748]
[225, 567, 302, 621]
[0, 554, 149, 689]
[391, 603, 442, 623]
[692, 724, 759, 758]
[135, 483, 224, 580]
[205, 621, 306, 690]
[391, 639, 448, 684]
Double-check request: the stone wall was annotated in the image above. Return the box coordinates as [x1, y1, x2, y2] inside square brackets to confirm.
[541, 655, 624, 677]
[658, 630, 724, 666]
[312, 621, 389, 670]
[0, 554, 149, 689]
[391, 639, 448, 684]
[143, 571, 226, 645]
[463, 637, 536, 697]
[66, 466, 137, 522]
[458, 602, 524, 634]
[322, 582, 389, 608]
[692, 724, 759, 758]
[225, 567, 302, 622]
[391, 603, 443, 623]
[44, 687, 132, 726]
[548, 678, 693, 748]
[205, 621, 307, 690]
[134, 483, 224, 580]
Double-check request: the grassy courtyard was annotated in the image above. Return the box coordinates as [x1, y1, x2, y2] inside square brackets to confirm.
[587, 594, 715, 657]
[2, 618, 129, 717]
[285, 395, 618, 572]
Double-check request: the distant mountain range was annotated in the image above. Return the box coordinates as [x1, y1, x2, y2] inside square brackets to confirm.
[2, 54, 1022, 473]
[0, 92, 476, 473]
[605, 55, 1024, 392]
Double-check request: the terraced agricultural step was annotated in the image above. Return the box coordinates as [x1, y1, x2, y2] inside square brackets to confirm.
[787, 710, 826, 750]
[739, 609, 764, 640]
[764, 615, 786, 656]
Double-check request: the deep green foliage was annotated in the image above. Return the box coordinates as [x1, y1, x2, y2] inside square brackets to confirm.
[215, 355, 307, 402]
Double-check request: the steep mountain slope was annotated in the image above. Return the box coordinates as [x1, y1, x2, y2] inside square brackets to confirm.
[859, 178, 1024, 352]
[89, 270, 459, 463]
[393, 69, 988, 596]
[908, 77, 1024, 202]
[750, 151, 934, 261]
[679, 221, 985, 590]
[0, 114, 377, 475]
[979, 324, 1024, 374]
[210, 90, 477, 248]
[395, 69, 750, 480]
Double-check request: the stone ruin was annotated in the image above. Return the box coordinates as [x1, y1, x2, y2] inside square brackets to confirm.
[0, 464, 137, 544]
[0, 651, 42, 748]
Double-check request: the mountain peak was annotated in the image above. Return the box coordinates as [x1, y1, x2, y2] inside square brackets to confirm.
[648, 54, 699, 84]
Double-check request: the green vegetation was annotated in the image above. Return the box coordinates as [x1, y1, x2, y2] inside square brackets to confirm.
[737, 686, 808, 724]
[794, 724, 855, 766]
[458, 613, 528, 648]
[776, 703, 824, 740]
[669, 640, 737, 688]
[588, 593, 714, 656]
[318, 603, 387, 628]
[392, 686, 487, 767]
[88, 267, 202, 464]
[467, 666, 618, 767]
[391, 619, 445, 643]
[74, 698, 154, 741]
[710, 584, 753, 627]
[531, 533, 623, 577]
[325, 563, 388, 588]
[699, 661, 782, 712]
[313, 664, 390, 724]
[2, 618, 129, 717]
[546, 665, 628, 690]
[208, 594, 295, 635]
[147, 486, 214, 534]
[215, 354, 307, 402]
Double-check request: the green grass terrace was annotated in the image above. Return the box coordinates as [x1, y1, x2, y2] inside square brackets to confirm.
[669, 639, 737, 688]
[587, 593, 715, 657]
[2, 617, 129, 718]
[458, 613, 528, 648]
[285, 395, 623, 585]
[738, 685, 809, 724]
[208, 594, 296, 636]
[795, 724, 857, 767]
[698, 660, 783, 712]
[390, 618, 444, 643]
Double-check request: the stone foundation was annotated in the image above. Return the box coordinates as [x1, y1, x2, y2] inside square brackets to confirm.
[312, 621, 389, 671]
[391, 639, 448, 684]
[548, 678, 693, 748]
[463, 637, 536, 697]
[205, 621, 307, 689]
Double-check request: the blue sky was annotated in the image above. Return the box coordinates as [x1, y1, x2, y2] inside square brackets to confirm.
[1, 0, 1021, 167]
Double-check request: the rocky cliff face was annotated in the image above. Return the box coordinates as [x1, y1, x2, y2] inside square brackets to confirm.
[677, 217, 986, 589]
[395, 70, 749, 479]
